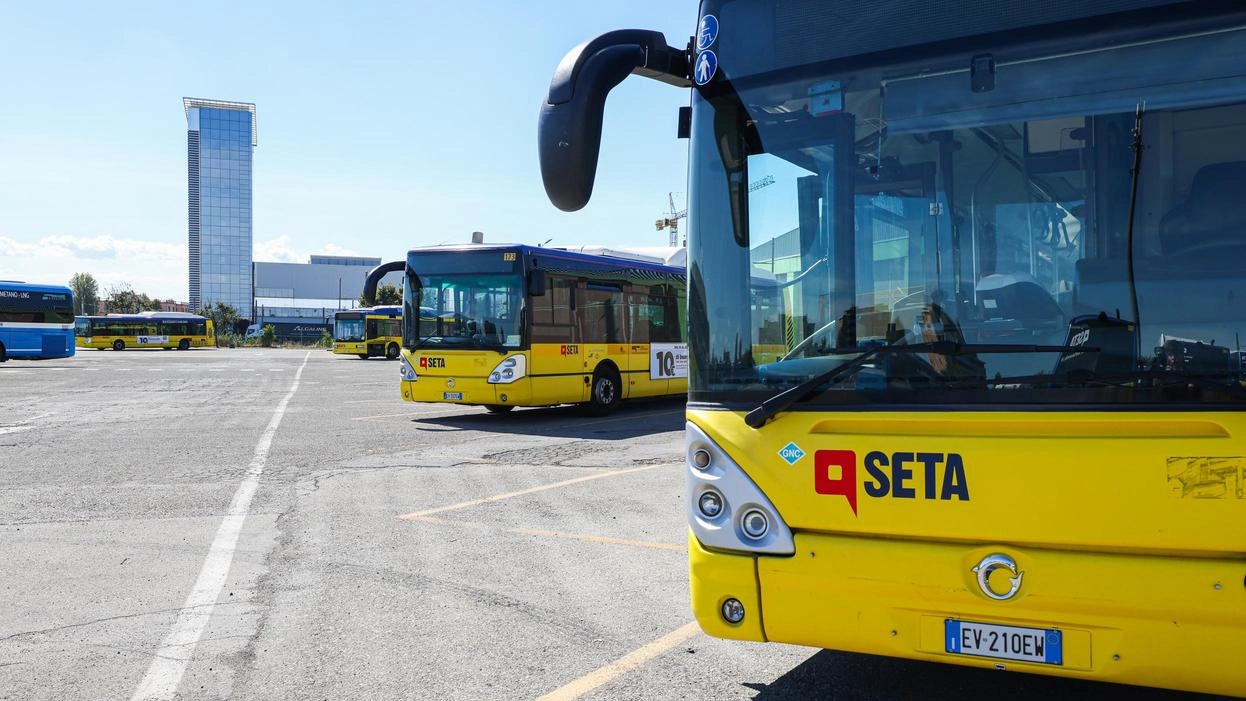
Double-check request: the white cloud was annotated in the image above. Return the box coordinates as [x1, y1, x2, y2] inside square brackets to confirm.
[0, 234, 187, 300]
[253, 235, 303, 263]
[317, 243, 361, 257]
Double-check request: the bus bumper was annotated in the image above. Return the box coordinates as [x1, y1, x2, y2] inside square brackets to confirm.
[400, 377, 534, 406]
[691, 531, 1246, 696]
[334, 343, 367, 356]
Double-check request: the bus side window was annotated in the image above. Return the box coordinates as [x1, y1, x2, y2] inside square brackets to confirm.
[531, 276, 578, 344]
[583, 284, 624, 344]
[628, 287, 652, 344]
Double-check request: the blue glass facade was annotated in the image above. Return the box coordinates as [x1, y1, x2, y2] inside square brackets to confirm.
[185, 99, 255, 316]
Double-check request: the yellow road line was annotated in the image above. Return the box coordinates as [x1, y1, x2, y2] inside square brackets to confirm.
[535, 623, 701, 701]
[398, 464, 669, 519]
[404, 515, 683, 552]
[351, 408, 479, 421]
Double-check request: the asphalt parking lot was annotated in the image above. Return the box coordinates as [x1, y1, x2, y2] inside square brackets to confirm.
[0, 348, 1232, 700]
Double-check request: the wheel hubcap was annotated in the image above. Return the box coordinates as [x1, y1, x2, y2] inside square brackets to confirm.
[596, 378, 614, 404]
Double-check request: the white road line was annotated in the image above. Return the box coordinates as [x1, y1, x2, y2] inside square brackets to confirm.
[130, 350, 311, 701]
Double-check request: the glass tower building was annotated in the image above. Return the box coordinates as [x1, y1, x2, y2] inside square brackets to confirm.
[184, 98, 257, 316]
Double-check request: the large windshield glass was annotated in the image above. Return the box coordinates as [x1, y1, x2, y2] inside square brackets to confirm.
[404, 250, 524, 350]
[689, 17, 1246, 406]
[334, 316, 364, 342]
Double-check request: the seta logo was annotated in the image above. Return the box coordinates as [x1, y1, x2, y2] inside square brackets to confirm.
[814, 450, 970, 515]
[560, 344, 579, 356]
[419, 357, 446, 369]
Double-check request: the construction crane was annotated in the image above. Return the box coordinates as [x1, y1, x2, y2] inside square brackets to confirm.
[655, 176, 775, 246]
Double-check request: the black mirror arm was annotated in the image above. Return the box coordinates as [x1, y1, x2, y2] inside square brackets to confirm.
[540, 30, 691, 212]
[363, 260, 405, 307]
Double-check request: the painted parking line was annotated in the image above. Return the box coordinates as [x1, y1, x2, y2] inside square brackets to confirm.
[130, 351, 311, 701]
[398, 464, 668, 520]
[535, 623, 701, 701]
[405, 515, 683, 552]
[351, 408, 479, 421]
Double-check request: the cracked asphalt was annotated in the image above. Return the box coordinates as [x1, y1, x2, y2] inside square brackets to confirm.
[0, 349, 1229, 700]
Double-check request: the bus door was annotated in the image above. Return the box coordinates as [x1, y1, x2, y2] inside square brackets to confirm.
[581, 282, 629, 398]
[528, 276, 584, 401]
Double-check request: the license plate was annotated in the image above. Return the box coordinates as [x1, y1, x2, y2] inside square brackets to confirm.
[945, 620, 1062, 665]
[443, 392, 463, 401]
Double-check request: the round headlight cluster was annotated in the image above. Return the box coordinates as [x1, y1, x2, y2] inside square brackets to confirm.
[697, 490, 724, 519]
[740, 509, 769, 540]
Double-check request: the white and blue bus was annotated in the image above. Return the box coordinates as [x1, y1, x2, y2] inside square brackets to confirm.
[0, 281, 76, 361]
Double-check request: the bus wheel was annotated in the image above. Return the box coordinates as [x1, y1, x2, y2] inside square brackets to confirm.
[357, 354, 369, 360]
[0, 342, 6, 362]
[385, 342, 400, 360]
[485, 404, 515, 414]
[178, 338, 190, 351]
[113, 340, 125, 351]
[588, 366, 621, 416]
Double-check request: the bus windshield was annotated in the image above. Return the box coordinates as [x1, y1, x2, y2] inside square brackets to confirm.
[404, 250, 524, 351]
[689, 17, 1246, 406]
[334, 315, 364, 342]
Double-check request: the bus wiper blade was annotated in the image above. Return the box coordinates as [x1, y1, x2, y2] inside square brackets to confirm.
[744, 341, 1094, 428]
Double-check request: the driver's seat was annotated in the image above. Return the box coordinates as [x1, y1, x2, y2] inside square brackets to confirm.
[1159, 161, 1246, 256]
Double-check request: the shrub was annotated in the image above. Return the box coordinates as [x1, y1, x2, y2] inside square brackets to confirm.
[261, 324, 276, 348]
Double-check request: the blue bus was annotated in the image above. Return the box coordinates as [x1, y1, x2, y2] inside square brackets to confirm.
[0, 281, 76, 361]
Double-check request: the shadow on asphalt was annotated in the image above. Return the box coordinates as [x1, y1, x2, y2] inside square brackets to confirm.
[412, 397, 686, 440]
[743, 649, 1231, 701]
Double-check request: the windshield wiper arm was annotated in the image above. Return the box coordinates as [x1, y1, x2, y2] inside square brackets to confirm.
[744, 341, 1093, 428]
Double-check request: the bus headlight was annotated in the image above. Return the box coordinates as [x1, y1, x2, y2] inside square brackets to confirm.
[400, 355, 418, 381]
[487, 355, 526, 384]
[686, 422, 794, 556]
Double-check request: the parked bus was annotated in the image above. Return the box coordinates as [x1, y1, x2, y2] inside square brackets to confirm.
[538, 2, 1246, 695]
[75, 312, 214, 351]
[333, 306, 403, 359]
[363, 244, 686, 414]
[0, 281, 75, 361]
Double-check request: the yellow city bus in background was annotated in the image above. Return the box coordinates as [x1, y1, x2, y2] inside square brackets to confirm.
[538, 1, 1246, 695]
[364, 244, 686, 414]
[75, 312, 214, 351]
[332, 306, 403, 359]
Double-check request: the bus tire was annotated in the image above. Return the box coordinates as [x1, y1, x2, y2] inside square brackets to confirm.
[385, 342, 400, 360]
[113, 340, 125, 351]
[0, 342, 6, 362]
[485, 404, 515, 414]
[587, 366, 621, 416]
[178, 338, 190, 351]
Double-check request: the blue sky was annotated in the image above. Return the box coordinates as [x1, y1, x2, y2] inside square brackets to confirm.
[0, 1, 695, 299]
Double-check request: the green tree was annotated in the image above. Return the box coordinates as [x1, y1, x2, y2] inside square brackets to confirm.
[68, 272, 99, 315]
[359, 282, 401, 307]
[105, 283, 161, 314]
[198, 302, 240, 340]
[260, 324, 276, 348]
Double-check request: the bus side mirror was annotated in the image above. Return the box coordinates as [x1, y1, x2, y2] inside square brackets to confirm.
[363, 260, 405, 306]
[539, 30, 691, 212]
[528, 269, 548, 296]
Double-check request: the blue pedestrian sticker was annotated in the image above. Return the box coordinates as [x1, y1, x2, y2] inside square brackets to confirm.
[694, 50, 718, 86]
[697, 15, 719, 51]
[778, 442, 806, 465]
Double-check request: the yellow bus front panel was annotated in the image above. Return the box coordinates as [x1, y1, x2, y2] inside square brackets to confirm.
[687, 408, 1246, 697]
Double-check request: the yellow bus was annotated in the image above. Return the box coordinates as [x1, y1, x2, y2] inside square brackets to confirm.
[75, 312, 214, 351]
[538, 2, 1246, 696]
[332, 306, 402, 359]
[364, 244, 686, 414]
